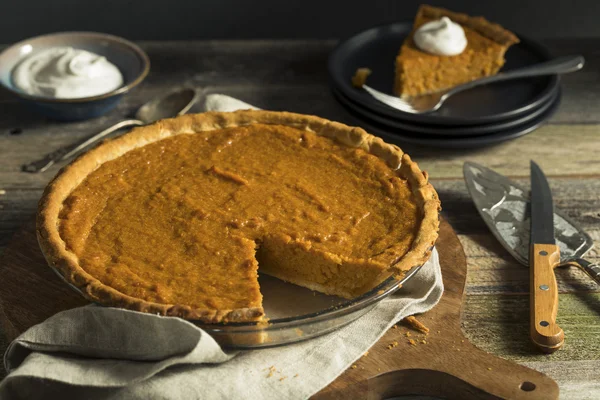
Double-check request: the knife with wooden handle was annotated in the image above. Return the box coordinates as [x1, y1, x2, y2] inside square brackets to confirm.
[529, 161, 564, 353]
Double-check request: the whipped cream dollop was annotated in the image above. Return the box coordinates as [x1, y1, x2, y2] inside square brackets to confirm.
[12, 47, 124, 99]
[413, 16, 467, 56]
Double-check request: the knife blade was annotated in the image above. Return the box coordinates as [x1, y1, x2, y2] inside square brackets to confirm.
[529, 161, 564, 353]
[462, 162, 599, 286]
[530, 162, 557, 245]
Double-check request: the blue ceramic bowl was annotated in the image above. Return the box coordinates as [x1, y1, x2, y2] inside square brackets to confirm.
[0, 32, 150, 121]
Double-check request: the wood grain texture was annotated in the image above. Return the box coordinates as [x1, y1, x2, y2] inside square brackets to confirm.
[0, 218, 87, 339]
[412, 125, 600, 179]
[0, 38, 599, 397]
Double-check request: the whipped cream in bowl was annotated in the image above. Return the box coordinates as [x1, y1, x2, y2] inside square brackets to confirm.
[414, 16, 467, 56]
[12, 46, 124, 99]
[0, 32, 149, 120]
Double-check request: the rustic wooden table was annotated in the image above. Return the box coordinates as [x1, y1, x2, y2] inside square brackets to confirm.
[0, 39, 598, 398]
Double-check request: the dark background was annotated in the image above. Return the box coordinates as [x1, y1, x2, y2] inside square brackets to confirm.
[2, 0, 600, 43]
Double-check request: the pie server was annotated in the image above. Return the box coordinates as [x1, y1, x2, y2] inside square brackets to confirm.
[463, 162, 599, 350]
[463, 161, 599, 282]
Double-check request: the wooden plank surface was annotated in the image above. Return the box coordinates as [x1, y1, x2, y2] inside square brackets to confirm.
[1, 38, 599, 398]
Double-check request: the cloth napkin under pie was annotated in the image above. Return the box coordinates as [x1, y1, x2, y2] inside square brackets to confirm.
[0, 95, 444, 400]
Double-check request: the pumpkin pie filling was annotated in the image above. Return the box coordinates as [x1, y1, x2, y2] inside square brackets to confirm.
[58, 123, 418, 318]
[39, 111, 439, 323]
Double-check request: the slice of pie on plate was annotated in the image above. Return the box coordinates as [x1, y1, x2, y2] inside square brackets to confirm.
[395, 4, 520, 98]
[37, 111, 440, 323]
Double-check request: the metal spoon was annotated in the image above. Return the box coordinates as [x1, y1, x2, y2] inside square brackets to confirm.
[23, 88, 197, 173]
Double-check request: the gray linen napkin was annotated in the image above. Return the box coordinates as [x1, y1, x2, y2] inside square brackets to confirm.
[0, 95, 444, 400]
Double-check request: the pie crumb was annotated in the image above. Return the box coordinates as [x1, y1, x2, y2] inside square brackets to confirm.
[420, 339, 427, 344]
[487, 367, 492, 371]
[405, 332, 411, 337]
[392, 324, 397, 329]
[266, 365, 277, 378]
[408, 339, 417, 346]
[351, 364, 357, 369]
[0, 189, 5, 195]
[363, 351, 369, 357]
[351, 68, 372, 87]
[279, 376, 287, 382]
[403, 315, 429, 334]
[294, 374, 299, 378]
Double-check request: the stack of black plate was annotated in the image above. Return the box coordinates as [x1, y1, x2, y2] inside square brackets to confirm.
[328, 22, 561, 148]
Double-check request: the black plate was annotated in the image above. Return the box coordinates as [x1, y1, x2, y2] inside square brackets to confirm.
[337, 89, 561, 148]
[332, 86, 557, 136]
[329, 22, 559, 126]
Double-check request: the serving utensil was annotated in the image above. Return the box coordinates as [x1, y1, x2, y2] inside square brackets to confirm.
[464, 162, 599, 352]
[529, 161, 564, 352]
[360, 55, 584, 114]
[22, 88, 197, 173]
[463, 162, 598, 285]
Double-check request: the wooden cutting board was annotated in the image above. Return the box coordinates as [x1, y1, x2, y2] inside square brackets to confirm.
[0, 217, 559, 399]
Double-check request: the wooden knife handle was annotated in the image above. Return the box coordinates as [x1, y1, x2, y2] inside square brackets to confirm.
[530, 243, 564, 353]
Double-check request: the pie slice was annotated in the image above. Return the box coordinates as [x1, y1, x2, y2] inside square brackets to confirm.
[395, 4, 520, 98]
[37, 111, 440, 323]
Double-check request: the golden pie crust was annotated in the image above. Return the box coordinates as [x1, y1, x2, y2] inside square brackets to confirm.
[37, 111, 440, 323]
[417, 5, 519, 46]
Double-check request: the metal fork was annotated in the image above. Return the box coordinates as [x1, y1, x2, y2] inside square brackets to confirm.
[361, 55, 584, 114]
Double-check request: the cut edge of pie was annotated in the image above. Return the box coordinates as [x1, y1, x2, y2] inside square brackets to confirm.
[36, 110, 441, 324]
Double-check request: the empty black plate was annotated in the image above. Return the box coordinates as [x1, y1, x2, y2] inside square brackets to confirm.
[329, 22, 559, 126]
[332, 86, 558, 136]
[336, 89, 561, 148]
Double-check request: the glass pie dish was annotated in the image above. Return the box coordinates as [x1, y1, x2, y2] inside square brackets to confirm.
[49, 260, 423, 349]
[191, 264, 423, 349]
